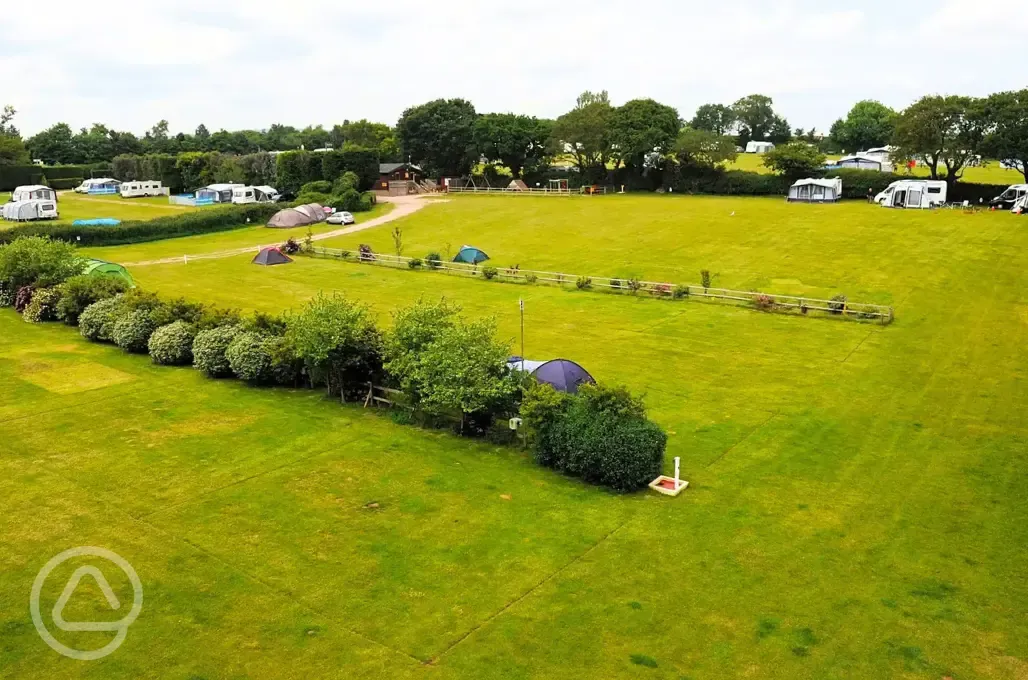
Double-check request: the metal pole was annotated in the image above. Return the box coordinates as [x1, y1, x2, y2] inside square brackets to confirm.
[519, 298, 525, 370]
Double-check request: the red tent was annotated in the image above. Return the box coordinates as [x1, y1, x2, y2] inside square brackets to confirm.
[252, 247, 293, 266]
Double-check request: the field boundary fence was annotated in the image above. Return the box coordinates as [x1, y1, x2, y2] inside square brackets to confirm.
[306, 247, 894, 324]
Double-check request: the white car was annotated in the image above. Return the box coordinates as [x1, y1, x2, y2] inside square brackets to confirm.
[326, 211, 355, 225]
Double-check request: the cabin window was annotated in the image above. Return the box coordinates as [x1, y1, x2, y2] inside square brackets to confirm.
[42, 204, 54, 210]
[927, 187, 941, 194]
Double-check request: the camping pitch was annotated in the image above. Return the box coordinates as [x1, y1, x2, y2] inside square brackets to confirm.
[252, 247, 293, 266]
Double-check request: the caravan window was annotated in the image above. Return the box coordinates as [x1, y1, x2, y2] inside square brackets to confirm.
[927, 187, 942, 194]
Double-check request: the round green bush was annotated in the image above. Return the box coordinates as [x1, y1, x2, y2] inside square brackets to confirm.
[22, 288, 62, 323]
[148, 321, 197, 366]
[79, 296, 126, 342]
[112, 309, 158, 353]
[192, 325, 241, 378]
[225, 331, 271, 383]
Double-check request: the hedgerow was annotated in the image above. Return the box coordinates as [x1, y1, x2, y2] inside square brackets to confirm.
[79, 296, 126, 342]
[112, 309, 158, 353]
[192, 325, 242, 378]
[148, 321, 197, 366]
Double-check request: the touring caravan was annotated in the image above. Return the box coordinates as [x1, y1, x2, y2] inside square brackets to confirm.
[75, 178, 120, 194]
[231, 185, 280, 204]
[874, 180, 947, 209]
[196, 183, 244, 205]
[11, 185, 57, 203]
[745, 140, 775, 154]
[2, 198, 58, 221]
[787, 178, 842, 203]
[989, 184, 1028, 211]
[120, 181, 168, 198]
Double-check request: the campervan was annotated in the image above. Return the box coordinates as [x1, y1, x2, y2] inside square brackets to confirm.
[874, 180, 947, 209]
[989, 184, 1028, 211]
[231, 185, 280, 204]
[120, 181, 167, 198]
[1013, 194, 1028, 215]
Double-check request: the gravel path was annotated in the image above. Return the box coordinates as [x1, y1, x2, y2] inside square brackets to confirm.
[123, 195, 445, 266]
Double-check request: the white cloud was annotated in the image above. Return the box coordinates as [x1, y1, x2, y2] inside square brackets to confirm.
[2, 0, 1024, 136]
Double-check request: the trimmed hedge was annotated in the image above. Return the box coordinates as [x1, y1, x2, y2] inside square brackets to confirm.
[47, 177, 83, 190]
[0, 166, 44, 191]
[112, 309, 158, 353]
[0, 204, 280, 247]
[79, 296, 125, 342]
[226, 331, 272, 383]
[55, 274, 130, 325]
[43, 166, 90, 181]
[193, 325, 242, 378]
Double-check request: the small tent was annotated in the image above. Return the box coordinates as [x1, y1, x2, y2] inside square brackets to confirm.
[745, 141, 775, 154]
[508, 358, 596, 394]
[787, 178, 842, 203]
[508, 179, 529, 191]
[252, 247, 293, 266]
[266, 203, 327, 228]
[83, 259, 135, 286]
[453, 245, 489, 264]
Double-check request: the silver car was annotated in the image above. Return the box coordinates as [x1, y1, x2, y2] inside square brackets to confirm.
[326, 211, 355, 225]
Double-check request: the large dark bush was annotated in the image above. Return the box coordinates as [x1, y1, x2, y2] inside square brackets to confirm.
[148, 321, 197, 366]
[14, 286, 34, 313]
[22, 287, 62, 323]
[300, 180, 332, 195]
[0, 204, 279, 247]
[0, 165, 44, 191]
[192, 325, 242, 378]
[56, 275, 130, 325]
[79, 296, 126, 342]
[112, 309, 158, 353]
[522, 383, 666, 492]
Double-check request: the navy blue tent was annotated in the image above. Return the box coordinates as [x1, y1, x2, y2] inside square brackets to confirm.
[453, 245, 489, 264]
[508, 357, 595, 394]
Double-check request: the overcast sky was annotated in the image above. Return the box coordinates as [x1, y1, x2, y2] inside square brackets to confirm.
[3, 0, 1023, 137]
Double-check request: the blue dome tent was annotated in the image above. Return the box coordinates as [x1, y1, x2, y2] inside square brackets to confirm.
[453, 245, 489, 264]
[508, 357, 596, 394]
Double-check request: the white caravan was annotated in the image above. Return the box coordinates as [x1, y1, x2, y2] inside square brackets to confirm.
[2, 199, 58, 221]
[75, 178, 119, 193]
[11, 185, 57, 203]
[120, 181, 168, 198]
[745, 140, 775, 154]
[787, 178, 842, 203]
[874, 180, 947, 209]
[231, 185, 280, 204]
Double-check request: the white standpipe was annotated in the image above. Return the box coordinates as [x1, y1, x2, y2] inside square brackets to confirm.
[674, 457, 681, 490]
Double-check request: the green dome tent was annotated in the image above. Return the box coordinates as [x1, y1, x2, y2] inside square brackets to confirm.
[83, 259, 135, 287]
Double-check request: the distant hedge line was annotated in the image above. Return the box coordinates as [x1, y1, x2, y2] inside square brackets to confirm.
[0, 204, 280, 246]
[0, 164, 111, 191]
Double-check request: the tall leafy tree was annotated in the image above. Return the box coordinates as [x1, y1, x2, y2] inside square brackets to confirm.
[264, 124, 301, 151]
[981, 89, 1028, 181]
[732, 94, 789, 146]
[608, 99, 681, 170]
[830, 100, 897, 152]
[674, 128, 738, 169]
[299, 125, 330, 150]
[0, 106, 28, 165]
[26, 123, 77, 164]
[892, 95, 988, 189]
[690, 104, 736, 136]
[397, 98, 478, 176]
[761, 142, 826, 179]
[474, 113, 551, 178]
[550, 91, 614, 177]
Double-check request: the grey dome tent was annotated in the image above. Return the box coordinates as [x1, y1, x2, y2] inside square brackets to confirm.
[252, 247, 293, 266]
[266, 203, 327, 228]
[508, 357, 595, 394]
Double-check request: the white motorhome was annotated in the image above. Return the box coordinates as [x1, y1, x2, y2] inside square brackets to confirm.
[989, 184, 1028, 210]
[1012, 194, 1027, 214]
[231, 185, 280, 204]
[874, 180, 947, 209]
[120, 181, 168, 198]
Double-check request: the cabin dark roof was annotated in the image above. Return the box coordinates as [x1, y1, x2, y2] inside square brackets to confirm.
[379, 162, 422, 175]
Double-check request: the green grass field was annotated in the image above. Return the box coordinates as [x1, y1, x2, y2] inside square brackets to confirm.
[3, 195, 1027, 678]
